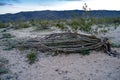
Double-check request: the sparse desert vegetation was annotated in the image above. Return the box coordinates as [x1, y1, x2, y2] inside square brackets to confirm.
[0, 4, 120, 80]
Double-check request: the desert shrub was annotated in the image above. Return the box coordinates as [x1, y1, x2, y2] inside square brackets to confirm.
[35, 25, 49, 31]
[14, 22, 30, 29]
[19, 23, 30, 28]
[111, 43, 120, 48]
[113, 19, 120, 24]
[80, 50, 90, 55]
[55, 3, 94, 33]
[70, 3, 94, 33]
[0, 22, 8, 28]
[56, 23, 64, 30]
[34, 20, 50, 31]
[26, 51, 37, 64]
[79, 18, 93, 33]
[55, 21, 66, 31]
[11, 21, 30, 29]
[68, 19, 80, 32]
[94, 17, 120, 27]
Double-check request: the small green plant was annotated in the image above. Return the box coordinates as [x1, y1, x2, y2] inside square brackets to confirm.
[111, 43, 120, 48]
[0, 68, 9, 74]
[80, 50, 90, 55]
[27, 51, 37, 64]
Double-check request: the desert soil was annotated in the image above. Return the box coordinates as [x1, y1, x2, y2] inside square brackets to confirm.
[0, 26, 120, 80]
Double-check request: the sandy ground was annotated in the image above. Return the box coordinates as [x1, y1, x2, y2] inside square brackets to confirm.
[0, 26, 120, 80]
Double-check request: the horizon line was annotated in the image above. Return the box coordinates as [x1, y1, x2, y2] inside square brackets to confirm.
[0, 9, 120, 15]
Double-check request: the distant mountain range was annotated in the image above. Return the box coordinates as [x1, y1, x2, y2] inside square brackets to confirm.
[0, 10, 120, 22]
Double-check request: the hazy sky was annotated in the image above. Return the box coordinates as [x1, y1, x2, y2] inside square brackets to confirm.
[0, 0, 120, 14]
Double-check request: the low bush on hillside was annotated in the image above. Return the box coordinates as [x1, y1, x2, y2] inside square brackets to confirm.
[0, 22, 8, 28]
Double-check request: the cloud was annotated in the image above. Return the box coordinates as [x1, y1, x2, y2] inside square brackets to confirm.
[58, 0, 85, 1]
[1, 0, 19, 2]
[59, 0, 83, 1]
[10, 0, 20, 3]
[0, 3, 7, 6]
[0, 0, 20, 6]
[0, 2, 12, 6]
[0, 0, 120, 14]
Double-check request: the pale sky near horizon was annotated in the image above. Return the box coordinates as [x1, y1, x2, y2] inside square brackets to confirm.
[0, 0, 120, 14]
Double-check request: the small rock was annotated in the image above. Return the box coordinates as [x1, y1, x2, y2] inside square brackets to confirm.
[0, 57, 9, 64]
[0, 74, 14, 80]
[88, 78, 91, 80]
[18, 71, 23, 73]
[96, 70, 99, 73]
[55, 69, 59, 72]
